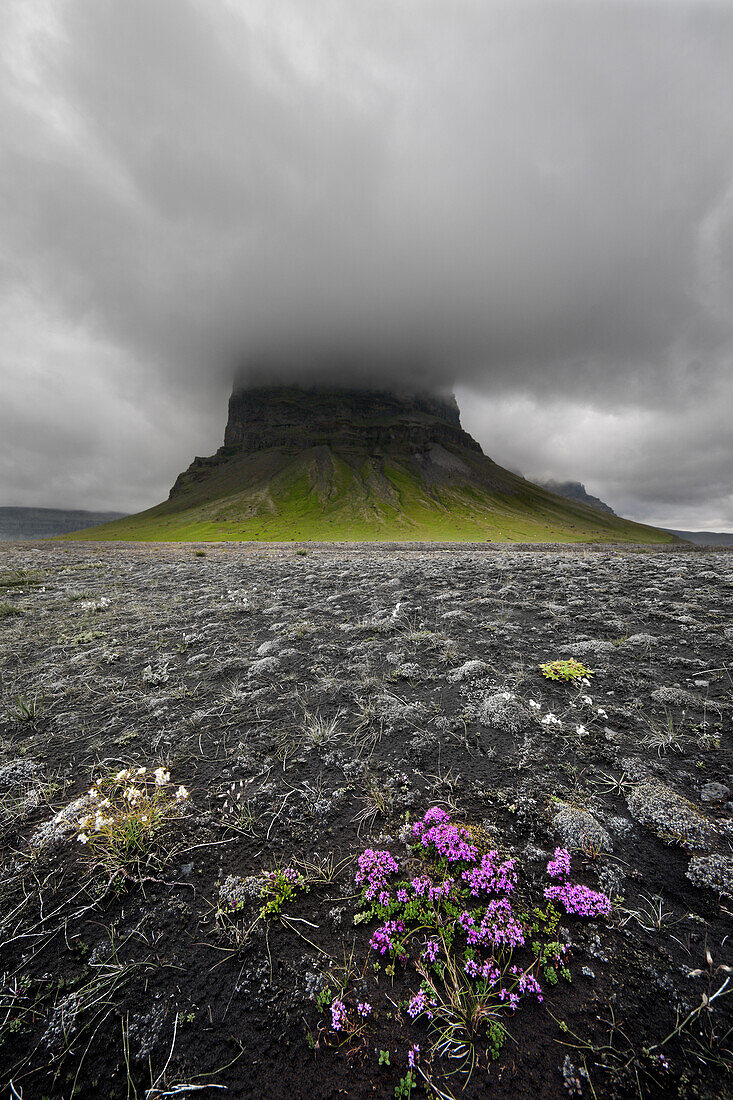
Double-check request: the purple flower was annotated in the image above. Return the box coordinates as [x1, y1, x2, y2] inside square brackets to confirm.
[408, 1044, 420, 1068]
[357, 1001, 372, 1017]
[546, 847, 571, 880]
[422, 937, 440, 963]
[544, 882, 611, 918]
[462, 852, 517, 896]
[407, 990, 436, 1019]
[330, 999, 347, 1031]
[370, 919, 406, 955]
[356, 848, 399, 900]
[412, 808, 478, 864]
[517, 969, 543, 1002]
[460, 899, 525, 948]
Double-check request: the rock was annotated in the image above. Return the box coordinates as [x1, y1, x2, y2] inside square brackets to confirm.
[551, 801, 613, 854]
[29, 795, 90, 852]
[448, 659, 487, 683]
[700, 782, 729, 804]
[220, 385, 480, 456]
[651, 686, 701, 707]
[248, 656, 281, 678]
[474, 692, 529, 735]
[686, 854, 733, 900]
[627, 780, 717, 850]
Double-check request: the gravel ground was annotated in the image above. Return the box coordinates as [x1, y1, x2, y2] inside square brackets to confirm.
[0, 541, 731, 1100]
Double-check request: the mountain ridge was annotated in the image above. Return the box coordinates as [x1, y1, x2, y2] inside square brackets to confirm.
[62, 385, 677, 544]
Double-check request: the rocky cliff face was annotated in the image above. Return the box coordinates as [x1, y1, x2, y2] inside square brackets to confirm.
[534, 480, 616, 516]
[222, 385, 481, 455]
[169, 384, 482, 499]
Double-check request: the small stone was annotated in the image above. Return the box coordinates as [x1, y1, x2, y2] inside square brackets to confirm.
[700, 782, 729, 804]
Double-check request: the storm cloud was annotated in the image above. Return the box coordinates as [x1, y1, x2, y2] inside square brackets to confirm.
[1, 0, 732, 525]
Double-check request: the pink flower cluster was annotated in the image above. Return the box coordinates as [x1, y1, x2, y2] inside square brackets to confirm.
[464, 957, 501, 984]
[356, 848, 399, 900]
[544, 848, 611, 917]
[462, 851, 517, 897]
[407, 990, 436, 1019]
[331, 999, 347, 1031]
[411, 874, 454, 904]
[422, 938, 440, 963]
[544, 882, 612, 917]
[546, 847, 571, 879]
[513, 966, 544, 1002]
[370, 919, 406, 955]
[412, 807, 479, 864]
[459, 898, 526, 949]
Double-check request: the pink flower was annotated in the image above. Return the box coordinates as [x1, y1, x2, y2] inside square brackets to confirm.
[546, 847, 571, 880]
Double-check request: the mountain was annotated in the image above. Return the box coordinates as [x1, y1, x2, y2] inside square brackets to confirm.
[0, 506, 127, 541]
[531, 479, 615, 515]
[63, 385, 677, 544]
[665, 529, 733, 547]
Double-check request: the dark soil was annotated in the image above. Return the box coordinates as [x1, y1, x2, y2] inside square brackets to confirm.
[0, 542, 731, 1100]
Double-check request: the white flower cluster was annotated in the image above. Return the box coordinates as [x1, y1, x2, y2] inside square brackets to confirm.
[76, 765, 189, 844]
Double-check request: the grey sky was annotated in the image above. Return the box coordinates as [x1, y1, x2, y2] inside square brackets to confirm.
[1, 0, 732, 528]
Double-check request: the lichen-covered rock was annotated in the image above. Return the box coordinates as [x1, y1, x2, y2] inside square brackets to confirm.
[651, 686, 701, 708]
[29, 795, 90, 852]
[474, 692, 529, 735]
[0, 757, 42, 790]
[448, 659, 487, 684]
[218, 874, 263, 911]
[686, 854, 733, 900]
[700, 782, 730, 804]
[248, 656, 281, 678]
[551, 801, 613, 854]
[627, 780, 716, 850]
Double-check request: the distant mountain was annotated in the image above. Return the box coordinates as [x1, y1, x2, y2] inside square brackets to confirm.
[531, 479, 616, 515]
[665, 529, 733, 547]
[0, 507, 127, 541]
[63, 384, 676, 544]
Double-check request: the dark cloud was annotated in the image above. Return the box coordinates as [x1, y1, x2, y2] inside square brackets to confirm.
[1, 0, 732, 524]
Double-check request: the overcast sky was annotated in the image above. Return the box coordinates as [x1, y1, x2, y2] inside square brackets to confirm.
[2, 0, 732, 529]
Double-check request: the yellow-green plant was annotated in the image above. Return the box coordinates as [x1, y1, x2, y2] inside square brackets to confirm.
[539, 659, 594, 682]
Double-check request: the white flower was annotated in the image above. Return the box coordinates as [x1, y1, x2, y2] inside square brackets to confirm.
[596, 708, 607, 718]
[541, 713, 562, 727]
[528, 700, 541, 710]
[79, 815, 92, 828]
[77, 833, 89, 844]
[175, 785, 189, 802]
[154, 767, 170, 787]
[88, 789, 99, 801]
[136, 766, 147, 776]
[115, 769, 130, 782]
[576, 725, 588, 736]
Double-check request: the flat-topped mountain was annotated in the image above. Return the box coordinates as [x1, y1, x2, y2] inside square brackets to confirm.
[65, 384, 676, 543]
[223, 386, 478, 454]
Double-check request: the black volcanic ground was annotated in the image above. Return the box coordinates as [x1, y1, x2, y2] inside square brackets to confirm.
[0, 542, 731, 1099]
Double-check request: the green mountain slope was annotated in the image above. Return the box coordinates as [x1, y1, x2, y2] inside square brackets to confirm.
[64, 441, 676, 544]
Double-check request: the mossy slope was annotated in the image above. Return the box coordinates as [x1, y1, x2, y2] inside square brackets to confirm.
[64, 443, 676, 544]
